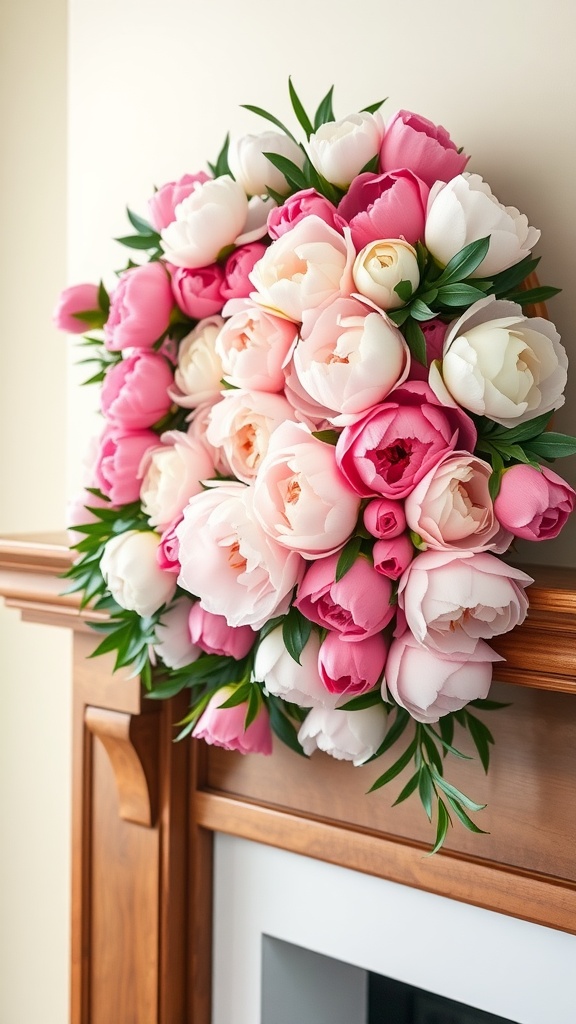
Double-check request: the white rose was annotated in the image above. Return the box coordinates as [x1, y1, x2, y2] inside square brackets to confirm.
[253, 628, 333, 708]
[153, 597, 200, 669]
[425, 173, 540, 278]
[206, 387, 295, 483]
[176, 482, 304, 630]
[429, 297, 567, 427]
[228, 130, 305, 197]
[160, 175, 248, 269]
[297, 704, 387, 766]
[101, 530, 176, 617]
[249, 215, 354, 322]
[139, 430, 215, 531]
[352, 239, 420, 310]
[307, 111, 384, 188]
[294, 295, 409, 425]
[169, 316, 225, 408]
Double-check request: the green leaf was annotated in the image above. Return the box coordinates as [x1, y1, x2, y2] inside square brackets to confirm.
[282, 607, 312, 665]
[445, 796, 489, 834]
[423, 725, 472, 760]
[367, 706, 410, 761]
[115, 233, 161, 250]
[244, 686, 262, 730]
[359, 154, 380, 175]
[311, 429, 340, 445]
[257, 615, 286, 644]
[489, 255, 539, 295]
[72, 309, 107, 329]
[430, 767, 486, 812]
[524, 432, 576, 459]
[335, 536, 362, 582]
[506, 286, 561, 306]
[490, 411, 553, 444]
[339, 689, 383, 712]
[208, 133, 231, 178]
[470, 698, 511, 711]
[267, 696, 307, 756]
[241, 104, 297, 143]
[465, 712, 494, 773]
[438, 714, 454, 751]
[418, 764, 434, 820]
[126, 207, 155, 235]
[313, 85, 335, 129]
[146, 675, 193, 700]
[488, 468, 502, 502]
[394, 279, 414, 303]
[392, 771, 419, 806]
[218, 684, 251, 709]
[288, 77, 314, 138]
[409, 299, 436, 322]
[266, 185, 288, 206]
[387, 307, 410, 327]
[368, 735, 417, 792]
[361, 98, 387, 115]
[404, 318, 427, 365]
[262, 151, 308, 191]
[428, 799, 451, 855]
[98, 280, 110, 315]
[420, 728, 443, 773]
[435, 236, 490, 285]
[436, 283, 488, 307]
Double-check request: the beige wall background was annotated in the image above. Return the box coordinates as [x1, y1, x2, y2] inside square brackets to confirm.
[1, 0, 575, 1019]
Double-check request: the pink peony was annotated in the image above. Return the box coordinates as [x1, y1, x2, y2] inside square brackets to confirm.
[363, 498, 407, 539]
[338, 169, 429, 251]
[385, 632, 501, 724]
[222, 243, 267, 300]
[335, 380, 477, 499]
[380, 110, 469, 187]
[156, 517, 183, 575]
[216, 304, 297, 393]
[295, 553, 394, 640]
[53, 283, 100, 334]
[372, 535, 415, 579]
[319, 631, 389, 696]
[148, 171, 211, 232]
[407, 318, 448, 382]
[192, 686, 273, 755]
[100, 350, 174, 430]
[494, 464, 576, 541]
[206, 387, 296, 484]
[267, 188, 343, 240]
[188, 603, 256, 659]
[170, 263, 225, 319]
[104, 262, 174, 351]
[94, 426, 157, 506]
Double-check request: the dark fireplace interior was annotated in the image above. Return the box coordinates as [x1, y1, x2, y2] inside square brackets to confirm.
[368, 972, 518, 1023]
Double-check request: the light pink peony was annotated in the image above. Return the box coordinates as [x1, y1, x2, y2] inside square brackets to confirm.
[253, 421, 361, 559]
[100, 350, 174, 429]
[319, 631, 388, 696]
[295, 553, 394, 640]
[192, 686, 273, 755]
[170, 263, 225, 319]
[397, 549, 533, 656]
[297, 703, 387, 766]
[94, 426, 158, 506]
[222, 243, 267, 301]
[335, 380, 477, 499]
[104, 262, 174, 351]
[404, 451, 510, 552]
[249, 215, 355, 323]
[338, 169, 429, 251]
[153, 597, 200, 670]
[380, 110, 469, 187]
[363, 498, 407, 539]
[253, 628, 332, 708]
[176, 482, 304, 629]
[494, 465, 576, 541]
[188, 603, 255, 659]
[206, 387, 295, 483]
[372, 535, 415, 579]
[215, 304, 297, 393]
[139, 430, 215, 532]
[160, 175, 249, 269]
[267, 188, 343, 240]
[148, 171, 211, 231]
[53, 283, 100, 334]
[293, 296, 409, 425]
[385, 632, 501, 724]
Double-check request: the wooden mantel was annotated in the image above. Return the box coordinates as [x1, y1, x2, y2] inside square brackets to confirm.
[1, 532, 576, 1024]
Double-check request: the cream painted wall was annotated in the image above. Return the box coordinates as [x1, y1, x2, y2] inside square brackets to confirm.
[0, 2, 70, 1023]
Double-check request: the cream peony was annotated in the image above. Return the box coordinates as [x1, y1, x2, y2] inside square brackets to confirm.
[352, 239, 420, 310]
[205, 387, 296, 483]
[228, 129, 305, 196]
[298, 703, 387, 766]
[101, 530, 177, 617]
[139, 430, 215, 532]
[169, 316, 225, 408]
[307, 111, 384, 188]
[253, 628, 333, 708]
[160, 175, 248, 268]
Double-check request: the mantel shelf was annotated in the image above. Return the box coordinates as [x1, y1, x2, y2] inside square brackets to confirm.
[1, 531, 575, 693]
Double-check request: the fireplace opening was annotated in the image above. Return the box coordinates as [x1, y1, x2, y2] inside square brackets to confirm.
[261, 936, 518, 1024]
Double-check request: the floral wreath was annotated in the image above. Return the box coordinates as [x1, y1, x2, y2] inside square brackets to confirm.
[55, 81, 576, 851]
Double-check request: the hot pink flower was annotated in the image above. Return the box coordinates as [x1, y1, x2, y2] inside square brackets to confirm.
[385, 632, 501, 724]
[335, 380, 477, 499]
[192, 686, 273, 755]
[94, 427, 157, 506]
[104, 262, 174, 351]
[338, 169, 429, 251]
[494, 465, 576, 541]
[157, 517, 183, 575]
[267, 188, 343, 239]
[373, 535, 415, 579]
[363, 498, 406, 539]
[188, 603, 256, 659]
[407, 318, 448, 382]
[100, 350, 174, 429]
[222, 243, 267, 300]
[295, 553, 394, 640]
[319, 631, 389, 696]
[380, 110, 469, 187]
[52, 283, 100, 334]
[148, 171, 211, 232]
[170, 263, 225, 319]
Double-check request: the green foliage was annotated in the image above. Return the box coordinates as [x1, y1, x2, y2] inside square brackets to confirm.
[282, 607, 312, 665]
[335, 535, 362, 582]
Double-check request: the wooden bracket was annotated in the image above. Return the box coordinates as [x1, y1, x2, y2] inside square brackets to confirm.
[85, 706, 159, 827]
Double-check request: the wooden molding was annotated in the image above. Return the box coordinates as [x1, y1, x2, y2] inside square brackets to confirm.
[85, 706, 159, 827]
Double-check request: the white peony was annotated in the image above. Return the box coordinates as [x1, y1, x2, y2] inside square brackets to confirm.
[101, 530, 176, 618]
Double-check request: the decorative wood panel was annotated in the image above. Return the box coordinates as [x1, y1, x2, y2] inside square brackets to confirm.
[1, 533, 576, 1023]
